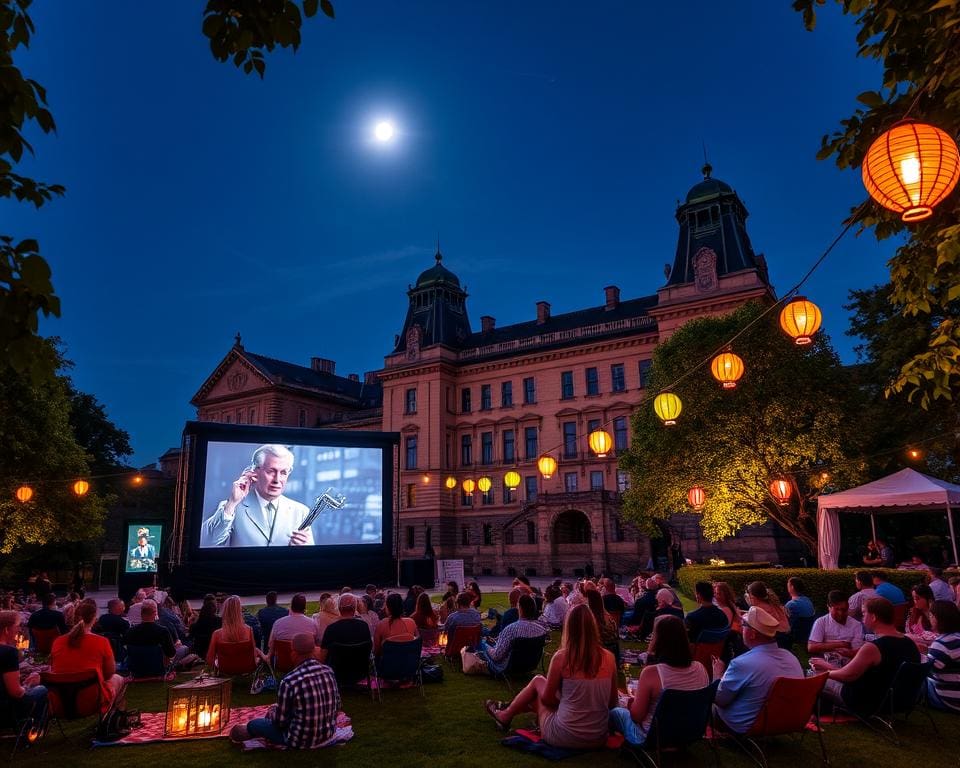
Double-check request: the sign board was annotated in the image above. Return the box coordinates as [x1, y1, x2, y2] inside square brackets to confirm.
[435, 559, 465, 591]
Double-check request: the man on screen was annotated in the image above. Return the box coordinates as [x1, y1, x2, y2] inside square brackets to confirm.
[201, 444, 314, 547]
[130, 535, 157, 559]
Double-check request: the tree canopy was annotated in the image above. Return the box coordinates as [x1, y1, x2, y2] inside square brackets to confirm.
[794, 0, 960, 408]
[620, 302, 867, 554]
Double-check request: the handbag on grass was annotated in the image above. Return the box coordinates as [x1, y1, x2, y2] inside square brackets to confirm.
[461, 646, 488, 675]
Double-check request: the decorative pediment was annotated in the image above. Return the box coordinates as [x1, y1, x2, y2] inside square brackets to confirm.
[555, 407, 580, 418]
[191, 349, 273, 405]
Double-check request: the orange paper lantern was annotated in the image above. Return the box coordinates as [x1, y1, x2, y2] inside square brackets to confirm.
[72, 480, 90, 497]
[462, 478, 475, 496]
[15, 485, 33, 503]
[588, 429, 613, 457]
[688, 485, 706, 510]
[537, 455, 557, 479]
[710, 351, 745, 389]
[862, 120, 960, 222]
[444, 476, 457, 490]
[477, 476, 492, 493]
[779, 297, 822, 345]
[769, 478, 792, 505]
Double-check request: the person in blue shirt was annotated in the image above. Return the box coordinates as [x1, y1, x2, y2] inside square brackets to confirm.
[785, 577, 816, 627]
[872, 571, 907, 604]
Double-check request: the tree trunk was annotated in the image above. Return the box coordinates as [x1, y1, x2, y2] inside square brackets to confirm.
[764, 504, 817, 556]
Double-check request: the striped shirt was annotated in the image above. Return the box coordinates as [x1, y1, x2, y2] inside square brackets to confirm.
[927, 632, 960, 713]
[274, 659, 341, 748]
[483, 618, 547, 674]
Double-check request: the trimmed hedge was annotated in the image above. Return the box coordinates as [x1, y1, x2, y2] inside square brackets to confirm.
[677, 565, 929, 614]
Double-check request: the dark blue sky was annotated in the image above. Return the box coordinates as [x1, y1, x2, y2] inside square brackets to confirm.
[9, 2, 894, 467]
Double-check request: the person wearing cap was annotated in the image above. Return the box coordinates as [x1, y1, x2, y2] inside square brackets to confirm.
[318, 594, 369, 661]
[712, 606, 803, 733]
[232, 632, 340, 748]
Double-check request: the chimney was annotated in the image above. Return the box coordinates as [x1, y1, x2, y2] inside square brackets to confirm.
[364, 370, 380, 385]
[536, 301, 551, 325]
[480, 315, 496, 333]
[311, 357, 335, 374]
[604, 285, 620, 311]
[348, 373, 360, 382]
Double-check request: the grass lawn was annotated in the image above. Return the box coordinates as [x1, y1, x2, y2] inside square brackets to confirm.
[8, 592, 958, 766]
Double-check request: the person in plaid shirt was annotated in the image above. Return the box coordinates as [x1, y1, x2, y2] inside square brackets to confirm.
[232, 632, 341, 748]
[478, 594, 547, 675]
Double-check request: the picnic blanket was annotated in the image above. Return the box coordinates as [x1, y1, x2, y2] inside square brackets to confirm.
[92, 706, 353, 748]
[501, 728, 623, 761]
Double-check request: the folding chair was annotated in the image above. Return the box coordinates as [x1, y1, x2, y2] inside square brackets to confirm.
[692, 627, 728, 680]
[271, 639, 296, 676]
[29, 627, 60, 656]
[0, 694, 43, 757]
[40, 670, 104, 739]
[326, 640, 375, 699]
[124, 644, 174, 681]
[375, 637, 423, 702]
[621, 679, 720, 768]
[495, 634, 546, 692]
[445, 624, 481, 667]
[211, 639, 259, 677]
[732, 673, 829, 768]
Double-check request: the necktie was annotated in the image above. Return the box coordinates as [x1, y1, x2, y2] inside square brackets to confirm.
[266, 502, 276, 529]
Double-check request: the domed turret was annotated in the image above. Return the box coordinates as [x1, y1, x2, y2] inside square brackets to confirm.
[415, 250, 461, 288]
[684, 163, 734, 203]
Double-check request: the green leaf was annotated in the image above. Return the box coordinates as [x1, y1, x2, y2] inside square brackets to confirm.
[856, 90, 886, 108]
[320, 0, 335, 19]
[303, 0, 319, 17]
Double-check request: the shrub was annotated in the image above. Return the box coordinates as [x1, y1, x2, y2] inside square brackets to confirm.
[677, 565, 923, 613]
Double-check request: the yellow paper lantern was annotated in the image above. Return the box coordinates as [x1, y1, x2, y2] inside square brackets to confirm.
[653, 392, 682, 426]
[477, 476, 492, 493]
[710, 351, 745, 389]
[503, 470, 521, 490]
[862, 120, 960, 222]
[688, 485, 706, 510]
[444, 476, 457, 490]
[537, 455, 557, 479]
[462, 478, 475, 496]
[588, 429, 613, 457]
[779, 297, 822, 345]
[769, 478, 792, 505]
[15, 485, 33, 503]
[72, 480, 90, 497]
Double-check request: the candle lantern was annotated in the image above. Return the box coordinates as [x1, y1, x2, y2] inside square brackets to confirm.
[437, 631, 448, 651]
[164, 675, 232, 737]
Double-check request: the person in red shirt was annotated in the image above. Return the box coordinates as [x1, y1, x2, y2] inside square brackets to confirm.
[50, 598, 126, 712]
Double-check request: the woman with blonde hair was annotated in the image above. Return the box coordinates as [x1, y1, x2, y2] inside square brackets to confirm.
[313, 596, 340, 643]
[485, 603, 617, 748]
[206, 595, 266, 668]
[744, 581, 789, 634]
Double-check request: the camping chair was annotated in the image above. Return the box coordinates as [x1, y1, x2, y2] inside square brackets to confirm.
[375, 637, 423, 701]
[211, 640, 259, 677]
[326, 640, 375, 698]
[97, 632, 126, 667]
[0, 693, 43, 757]
[692, 627, 728, 680]
[271, 639, 296, 677]
[40, 670, 104, 739]
[29, 627, 60, 656]
[124, 644, 174, 681]
[495, 634, 546, 692]
[731, 673, 829, 768]
[837, 659, 936, 745]
[621, 679, 720, 768]
[445, 624, 481, 667]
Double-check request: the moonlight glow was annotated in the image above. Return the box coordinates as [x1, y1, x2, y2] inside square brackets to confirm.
[373, 120, 395, 143]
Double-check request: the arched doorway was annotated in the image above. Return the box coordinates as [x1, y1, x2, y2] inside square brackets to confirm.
[553, 510, 592, 544]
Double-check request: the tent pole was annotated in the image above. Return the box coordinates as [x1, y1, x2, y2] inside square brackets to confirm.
[870, 513, 877, 543]
[947, 501, 959, 567]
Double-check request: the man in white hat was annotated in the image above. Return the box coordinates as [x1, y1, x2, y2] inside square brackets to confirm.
[712, 605, 804, 733]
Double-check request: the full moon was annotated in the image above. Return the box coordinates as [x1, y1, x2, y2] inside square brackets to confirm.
[373, 120, 395, 142]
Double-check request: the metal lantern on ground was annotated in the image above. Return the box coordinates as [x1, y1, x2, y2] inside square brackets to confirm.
[710, 351, 745, 389]
[862, 120, 960, 222]
[72, 480, 90, 497]
[653, 392, 682, 426]
[477, 476, 492, 493]
[444, 476, 457, 490]
[769, 478, 792, 506]
[504, 470, 521, 490]
[779, 297, 822, 345]
[462, 478, 475, 496]
[588, 429, 613, 457]
[15, 485, 33, 503]
[537, 455, 557, 479]
[688, 485, 706, 510]
[165, 676, 231, 737]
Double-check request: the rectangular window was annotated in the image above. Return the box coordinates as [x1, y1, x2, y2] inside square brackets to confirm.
[461, 525, 470, 546]
[523, 377, 536, 404]
[611, 363, 625, 392]
[501, 381, 513, 407]
[248, 407, 256, 424]
[564, 472, 578, 492]
[461, 487, 474, 506]
[480, 384, 492, 411]
[526, 521, 537, 545]
[503, 484, 514, 504]
[405, 388, 417, 414]
[617, 470, 630, 492]
[405, 435, 418, 470]
[406, 483, 416, 507]
[614, 416, 628, 452]
[561, 371, 574, 400]
[460, 435, 472, 466]
[639, 360, 653, 388]
[585, 367, 599, 396]
[563, 421, 577, 459]
[613, 515, 625, 542]
[405, 525, 415, 549]
[524, 427, 538, 459]
[590, 470, 604, 490]
[481, 487, 494, 505]
[525, 475, 538, 501]
[298, 408, 306, 427]
[481, 431, 493, 465]
[587, 418, 601, 435]
[461, 388, 472, 413]
[483, 524, 493, 546]
[237, 409, 243, 424]
[503, 429, 515, 462]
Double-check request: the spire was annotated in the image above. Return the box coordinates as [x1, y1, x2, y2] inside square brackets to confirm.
[234, 332, 243, 349]
[435, 235, 442, 263]
[702, 142, 712, 179]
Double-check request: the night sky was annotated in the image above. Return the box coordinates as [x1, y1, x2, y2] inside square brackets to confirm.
[8, 2, 895, 467]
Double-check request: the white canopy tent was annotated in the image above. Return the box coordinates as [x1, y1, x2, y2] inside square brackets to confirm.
[816, 468, 960, 569]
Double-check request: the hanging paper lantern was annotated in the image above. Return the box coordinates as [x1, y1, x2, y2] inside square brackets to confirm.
[688, 485, 706, 510]
[769, 478, 792, 505]
[588, 429, 613, 457]
[462, 478, 475, 496]
[779, 297, 822, 345]
[15, 485, 33, 503]
[421, 474, 430, 484]
[710, 351, 745, 389]
[131, 474, 144, 487]
[862, 120, 960, 222]
[503, 470, 521, 490]
[444, 476, 457, 490]
[72, 480, 90, 497]
[653, 392, 682, 426]
[477, 476, 492, 493]
[537, 455, 557, 479]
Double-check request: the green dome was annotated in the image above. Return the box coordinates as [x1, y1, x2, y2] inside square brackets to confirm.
[685, 175, 733, 203]
[416, 252, 461, 288]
